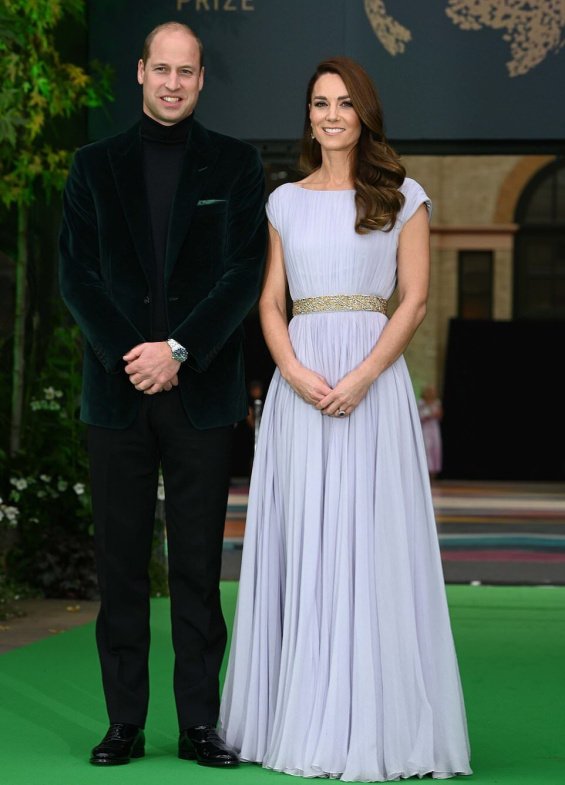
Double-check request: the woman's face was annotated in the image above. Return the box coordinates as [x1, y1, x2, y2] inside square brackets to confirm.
[309, 73, 362, 154]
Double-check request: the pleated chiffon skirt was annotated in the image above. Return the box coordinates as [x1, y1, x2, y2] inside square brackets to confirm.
[220, 311, 472, 781]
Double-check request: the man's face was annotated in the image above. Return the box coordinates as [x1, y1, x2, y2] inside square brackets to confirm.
[137, 28, 204, 126]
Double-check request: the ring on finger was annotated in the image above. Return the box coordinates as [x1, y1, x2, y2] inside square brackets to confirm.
[337, 409, 346, 417]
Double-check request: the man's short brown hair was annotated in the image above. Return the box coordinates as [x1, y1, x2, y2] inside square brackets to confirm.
[141, 22, 204, 68]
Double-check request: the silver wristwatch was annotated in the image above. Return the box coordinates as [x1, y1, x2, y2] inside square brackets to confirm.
[166, 338, 188, 363]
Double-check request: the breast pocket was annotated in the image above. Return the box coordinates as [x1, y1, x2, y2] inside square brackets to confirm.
[196, 199, 227, 207]
[173, 200, 228, 293]
[190, 200, 228, 257]
[196, 199, 227, 214]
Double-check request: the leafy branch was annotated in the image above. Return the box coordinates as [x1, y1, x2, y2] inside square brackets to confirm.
[0, 0, 113, 455]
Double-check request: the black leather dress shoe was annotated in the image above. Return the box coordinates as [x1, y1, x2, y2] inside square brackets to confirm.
[178, 725, 239, 767]
[90, 723, 145, 765]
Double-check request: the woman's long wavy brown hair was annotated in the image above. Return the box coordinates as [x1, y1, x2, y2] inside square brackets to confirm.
[299, 56, 405, 234]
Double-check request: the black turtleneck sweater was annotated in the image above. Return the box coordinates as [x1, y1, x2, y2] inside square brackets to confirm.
[141, 112, 193, 341]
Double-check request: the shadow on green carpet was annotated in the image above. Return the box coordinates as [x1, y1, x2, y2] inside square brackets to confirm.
[0, 584, 564, 784]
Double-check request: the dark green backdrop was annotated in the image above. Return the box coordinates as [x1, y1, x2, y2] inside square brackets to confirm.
[87, 0, 564, 144]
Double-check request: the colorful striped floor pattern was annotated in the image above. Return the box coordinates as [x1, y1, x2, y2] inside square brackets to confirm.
[225, 480, 565, 585]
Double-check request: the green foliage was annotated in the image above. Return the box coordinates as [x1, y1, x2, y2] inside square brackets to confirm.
[0, 0, 113, 207]
[150, 511, 170, 598]
[1, 0, 114, 459]
[0, 574, 36, 622]
[9, 526, 98, 599]
[5, 323, 89, 525]
[1, 319, 98, 597]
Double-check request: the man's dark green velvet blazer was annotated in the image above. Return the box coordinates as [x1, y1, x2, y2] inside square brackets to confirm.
[59, 119, 267, 429]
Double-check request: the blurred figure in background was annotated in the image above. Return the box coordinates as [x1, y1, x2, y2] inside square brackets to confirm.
[418, 383, 443, 481]
[232, 379, 265, 480]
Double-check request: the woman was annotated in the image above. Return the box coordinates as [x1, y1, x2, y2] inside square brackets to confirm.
[220, 57, 471, 781]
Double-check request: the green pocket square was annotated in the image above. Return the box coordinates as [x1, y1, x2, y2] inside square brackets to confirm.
[197, 199, 226, 206]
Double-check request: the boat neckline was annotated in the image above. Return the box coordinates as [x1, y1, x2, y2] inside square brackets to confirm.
[287, 184, 355, 192]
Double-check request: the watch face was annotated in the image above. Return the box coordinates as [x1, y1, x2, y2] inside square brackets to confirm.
[168, 339, 187, 362]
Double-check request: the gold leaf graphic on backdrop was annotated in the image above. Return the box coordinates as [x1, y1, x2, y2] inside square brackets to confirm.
[446, 0, 565, 76]
[363, 0, 412, 56]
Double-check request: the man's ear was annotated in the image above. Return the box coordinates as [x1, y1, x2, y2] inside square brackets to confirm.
[137, 59, 145, 85]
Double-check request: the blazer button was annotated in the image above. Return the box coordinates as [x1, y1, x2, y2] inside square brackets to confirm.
[143, 296, 151, 304]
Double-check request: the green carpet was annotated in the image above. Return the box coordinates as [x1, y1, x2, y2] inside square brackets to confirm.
[0, 584, 564, 784]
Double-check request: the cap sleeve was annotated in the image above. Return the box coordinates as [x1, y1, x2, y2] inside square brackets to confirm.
[398, 178, 432, 227]
[265, 186, 283, 233]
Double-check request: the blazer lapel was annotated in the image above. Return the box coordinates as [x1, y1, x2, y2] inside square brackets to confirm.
[165, 121, 220, 281]
[107, 124, 154, 283]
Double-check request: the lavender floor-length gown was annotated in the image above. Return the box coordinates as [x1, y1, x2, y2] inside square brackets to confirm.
[220, 180, 472, 781]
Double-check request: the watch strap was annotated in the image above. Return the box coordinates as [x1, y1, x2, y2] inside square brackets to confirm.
[166, 337, 188, 363]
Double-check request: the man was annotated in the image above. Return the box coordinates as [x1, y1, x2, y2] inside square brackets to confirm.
[59, 22, 266, 767]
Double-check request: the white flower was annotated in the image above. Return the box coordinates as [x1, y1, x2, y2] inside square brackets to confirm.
[40, 474, 51, 483]
[30, 399, 61, 411]
[3, 506, 19, 525]
[43, 386, 63, 400]
[0, 500, 20, 526]
[10, 477, 28, 490]
[73, 483, 85, 496]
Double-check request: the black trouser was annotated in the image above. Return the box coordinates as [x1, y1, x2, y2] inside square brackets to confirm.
[87, 389, 233, 730]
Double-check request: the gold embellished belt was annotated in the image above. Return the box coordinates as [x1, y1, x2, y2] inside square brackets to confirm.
[292, 294, 388, 316]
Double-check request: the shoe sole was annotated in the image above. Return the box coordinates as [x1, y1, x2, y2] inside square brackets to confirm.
[90, 748, 145, 765]
[178, 750, 239, 767]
